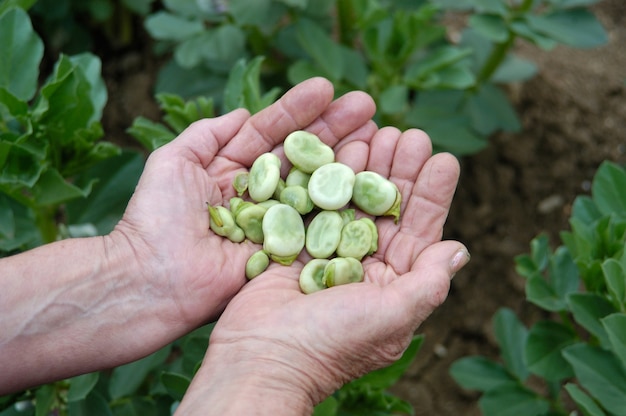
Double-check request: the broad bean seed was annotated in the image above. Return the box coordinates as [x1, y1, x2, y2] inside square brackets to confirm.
[323, 257, 364, 287]
[246, 250, 270, 279]
[352, 171, 401, 222]
[262, 203, 305, 265]
[208, 205, 245, 243]
[336, 219, 373, 260]
[279, 185, 314, 215]
[283, 130, 334, 173]
[305, 210, 344, 259]
[248, 152, 281, 202]
[299, 259, 330, 294]
[308, 162, 355, 210]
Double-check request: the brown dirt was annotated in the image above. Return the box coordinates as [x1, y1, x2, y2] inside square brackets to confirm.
[389, 1, 626, 414]
[97, 1, 626, 414]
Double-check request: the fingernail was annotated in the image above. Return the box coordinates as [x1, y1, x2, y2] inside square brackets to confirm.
[450, 248, 470, 278]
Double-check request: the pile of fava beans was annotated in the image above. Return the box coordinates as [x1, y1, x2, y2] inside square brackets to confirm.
[208, 130, 401, 294]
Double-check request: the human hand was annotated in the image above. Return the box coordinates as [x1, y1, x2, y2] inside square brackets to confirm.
[175, 124, 470, 414]
[109, 78, 378, 336]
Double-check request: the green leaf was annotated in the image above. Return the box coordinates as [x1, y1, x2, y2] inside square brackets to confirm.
[492, 54, 537, 83]
[525, 9, 608, 49]
[563, 343, 626, 415]
[378, 85, 408, 115]
[601, 313, 626, 369]
[0, 7, 43, 100]
[199, 25, 247, 68]
[229, 0, 273, 27]
[526, 246, 580, 312]
[69, 53, 107, 123]
[32, 168, 94, 206]
[449, 356, 517, 392]
[469, 14, 509, 42]
[160, 372, 191, 401]
[465, 83, 520, 135]
[350, 335, 423, 390]
[479, 385, 550, 416]
[570, 194, 603, 225]
[568, 293, 618, 347]
[224, 57, 281, 114]
[295, 18, 344, 81]
[493, 308, 529, 381]
[405, 46, 473, 85]
[67, 372, 99, 402]
[564, 383, 607, 416]
[127, 117, 176, 151]
[603, 259, 626, 307]
[591, 161, 626, 218]
[155, 60, 226, 99]
[510, 19, 558, 50]
[109, 345, 171, 400]
[0, 0, 38, 14]
[65, 151, 144, 235]
[469, 0, 509, 15]
[0, 194, 15, 238]
[313, 395, 339, 416]
[67, 391, 112, 416]
[525, 321, 577, 381]
[35, 384, 55, 416]
[0, 141, 46, 188]
[144, 11, 204, 41]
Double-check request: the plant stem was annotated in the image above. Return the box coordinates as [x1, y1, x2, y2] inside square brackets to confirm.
[476, 31, 516, 85]
[336, 0, 356, 47]
[35, 205, 59, 244]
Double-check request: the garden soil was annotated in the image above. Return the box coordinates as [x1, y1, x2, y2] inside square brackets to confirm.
[97, 1, 625, 414]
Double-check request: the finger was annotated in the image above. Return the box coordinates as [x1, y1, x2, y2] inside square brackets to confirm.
[333, 120, 378, 172]
[382, 152, 460, 272]
[163, 108, 250, 168]
[389, 129, 432, 182]
[387, 240, 469, 325]
[305, 90, 377, 149]
[220, 77, 335, 166]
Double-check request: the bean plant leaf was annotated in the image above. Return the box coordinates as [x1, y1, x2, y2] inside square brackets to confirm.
[68, 53, 107, 123]
[224, 57, 281, 114]
[160, 372, 191, 401]
[378, 85, 408, 115]
[109, 345, 172, 400]
[524, 320, 576, 381]
[0, 0, 38, 14]
[66, 391, 112, 416]
[591, 161, 626, 218]
[564, 383, 607, 416]
[348, 335, 423, 390]
[568, 293, 617, 348]
[294, 18, 344, 81]
[469, 14, 509, 42]
[563, 343, 626, 415]
[31, 168, 94, 207]
[67, 372, 100, 402]
[492, 308, 529, 381]
[525, 9, 608, 48]
[479, 385, 550, 416]
[144, 11, 204, 41]
[526, 246, 580, 312]
[65, 151, 145, 235]
[0, 7, 43, 101]
[601, 313, 626, 370]
[602, 259, 626, 308]
[449, 356, 517, 392]
[465, 84, 520, 135]
[126, 117, 176, 152]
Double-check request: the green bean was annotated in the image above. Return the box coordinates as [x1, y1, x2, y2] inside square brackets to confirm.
[246, 250, 270, 279]
[232, 171, 249, 196]
[323, 257, 364, 287]
[352, 171, 401, 222]
[248, 152, 281, 202]
[299, 259, 329, 294]
[359, 217, 378, 255]
[285, 167, 311, 188]
[283, 130, 335, 173]
[208, 205, 245, 243]
[262, 203, 305, 265]
[272, 177, 286, 200]
[305, 210, 344, 258]
[279, 185, 314, 215]
[336, 219, 373, 260]
[308, 162, 355, 210]
[234, 203, 268, 244]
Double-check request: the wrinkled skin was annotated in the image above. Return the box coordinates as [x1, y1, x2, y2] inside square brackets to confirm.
[170, 78, 469, 413]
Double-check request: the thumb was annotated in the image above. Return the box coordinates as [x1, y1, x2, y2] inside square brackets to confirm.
[388, 240, 470, 325]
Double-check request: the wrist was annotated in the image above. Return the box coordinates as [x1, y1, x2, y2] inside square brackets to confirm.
[176, 338, 330, 415]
